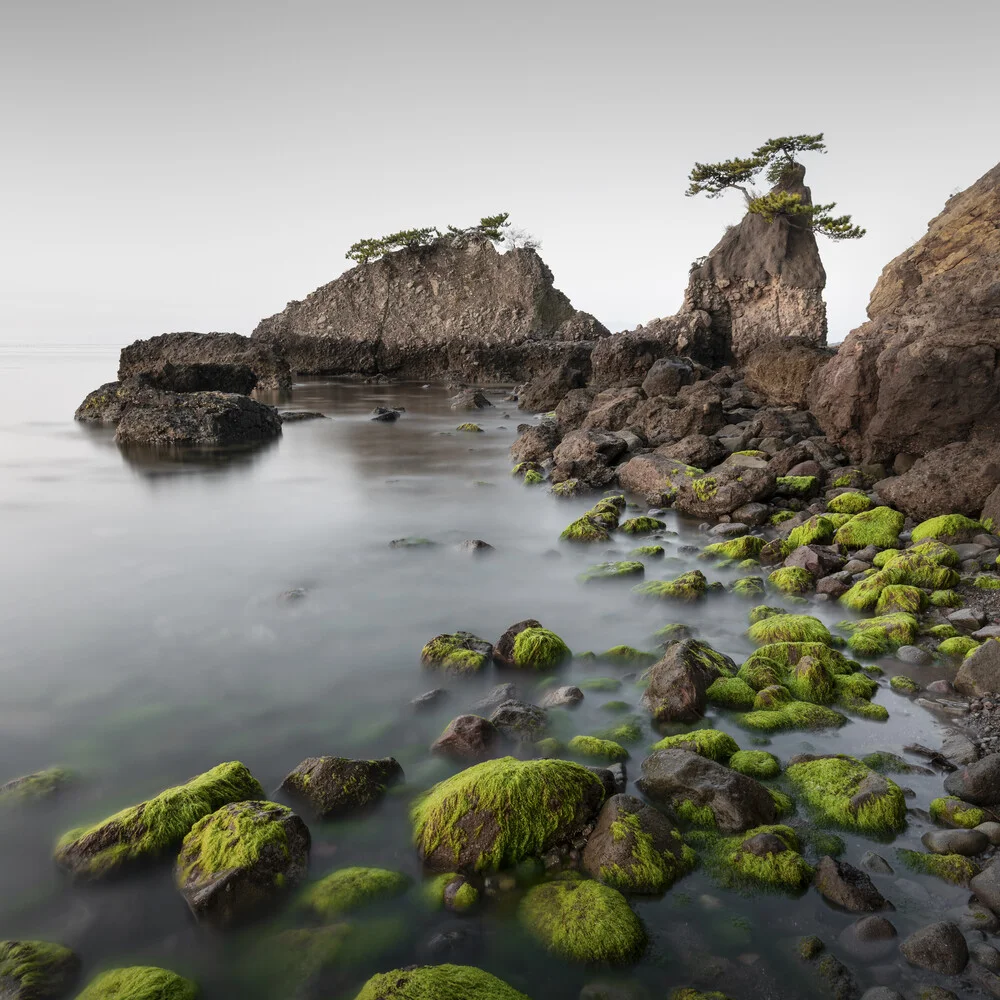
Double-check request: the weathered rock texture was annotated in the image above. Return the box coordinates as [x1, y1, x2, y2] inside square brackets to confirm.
[251, 237, 607, 381]
[684, 164, 828, 361]
[742, 338, 833, 408]
[810, 162, 1000, 469]
[119, 332, 292, 390]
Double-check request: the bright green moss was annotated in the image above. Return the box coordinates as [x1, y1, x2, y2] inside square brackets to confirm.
[653, 622, 694, 644]
[592, 718, 644, 745]
[876, 585, 925, 615]
[690, 475, 719, 501]
[747, 605, 783, 625]
[702, 536, 764, 561]
[896, 849, 980, 885]
[599, 809, 696, 893]
[733, 449, 767, 458]
[882, 550, 961, 590]
[578, 561, 645, 584]
[737, 657, 783, 691]
[770, 510, 796, 525]
[76, 967, 197, 1000]
[767, 567, 814, 595]
[706, 676, 757, 709]
[587, 502, 622, 528]
[560, 516, 611, 543]
[748, 614, 832, 646]
[353, 964, 530, 1000]
[456, 422, 483, 432]
[519, 878, 646, 963]
[511, 462, 542, 477]
[907, 540, 962, 566]
[420, 632, 491, 673]
[534, 738, 563, 758]
[938, 636, 980, 657]
[597, 645, 658, 668]
[619, 516, 666, 535]
[0, 940, 78, 999]
[785, 756, 906, 835]
[975, 575, 1000, 589]
[729, 750, 781, 779]
[729, 576, 766, 598]
[522, 470, 544, 485]
[826, 492, 872, 515]
[55, 761, 264, 879]
[568, 736, 628, 763]
[578, 677, 622, 692]
[929, 796, 987, 829]
[675, 800, 717, 828]
[833, 506, 904, 549]
[753, 685, 792, 710]
[912, 514, 983, 543]
[776, 476, 818, 496]
[889, 675, 920, 694]
[787, 516, 836, 548]
[549, 479, 581, 497]
[632, 570, 708, 602]
[926, 624, 960, 639]
[411, 758, 605, 872]
[299, 867, 410, 919]
[839, 567, 905, 611]
[840, 613, 918, 656]
[737, 701, 847, 733]
[834, 672, 879, 700]
[630, 544, 665, 558]
[785, 655, 836, 704]
[650, 729, 739, 763]
[512, 627, 570, 670]
[702, 825, 812, 893]
[0, 767, 74, 805]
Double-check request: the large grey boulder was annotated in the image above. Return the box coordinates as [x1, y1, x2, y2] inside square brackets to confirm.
[943, 755, 1000, 806]
[814, 856, 890, 912]
[551, 430, 628, 487]
[955, 639, 1000, 697]
[672, 466, 776, 519]
[898, 920, 968, 975]
[640, 640, 734, 723]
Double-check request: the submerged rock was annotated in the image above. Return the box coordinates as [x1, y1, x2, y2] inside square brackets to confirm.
[299, 865, 410, 919]
[420, 631, 494, 673]
[75, 966, 198, 1000]
[640, 640, 734, 723]
[0, 940, 80, 999]
[278, 756, 403, 819]
[431, 715, 499, 759]
[899, 921, 968, 975]
[0, 767, 73, 805]
[175, 800, 310, 927]
[813, 856, 890, 912]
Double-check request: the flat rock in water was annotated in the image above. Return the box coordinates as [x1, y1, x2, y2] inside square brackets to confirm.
[370, 406, 402, 422]
[896, 645, 932, 665]
[279, 410, 327, 422]
[278, 756, 403, 818]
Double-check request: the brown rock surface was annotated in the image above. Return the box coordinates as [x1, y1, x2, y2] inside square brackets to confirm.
[742, 338, 832, 407]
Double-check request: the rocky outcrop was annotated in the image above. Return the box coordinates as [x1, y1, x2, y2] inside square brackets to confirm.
[119, 332, 291, 390]
[810, 162, 1000, 470]
[742, 338, 832, 407]
[251, 236, 607, 381]
[684, 164, 828, 361]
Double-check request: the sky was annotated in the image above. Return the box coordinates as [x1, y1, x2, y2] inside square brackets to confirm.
[2, 0, 997, 345]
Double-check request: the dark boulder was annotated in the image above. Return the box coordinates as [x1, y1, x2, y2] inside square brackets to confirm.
[742, 338, 832, 407]
[519, 365, 586, 412]
[551, 430, 628, 487]
[278, 756, 403, 818]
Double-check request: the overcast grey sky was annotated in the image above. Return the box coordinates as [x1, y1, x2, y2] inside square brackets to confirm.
[2, 0, 997, 345]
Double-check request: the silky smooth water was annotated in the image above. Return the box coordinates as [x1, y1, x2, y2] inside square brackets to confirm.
[0, 346, 976, 999]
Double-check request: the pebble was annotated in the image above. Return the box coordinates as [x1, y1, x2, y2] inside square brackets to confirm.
[927, 679, 956, 695]
[411, 689, 448, 710]
[708, 522, 749, 537]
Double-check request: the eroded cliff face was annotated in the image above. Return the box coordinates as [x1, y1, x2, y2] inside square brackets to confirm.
[810, 161, 1000, 465]
[251, 236, 608, 382]
[684, 164, 828, 362]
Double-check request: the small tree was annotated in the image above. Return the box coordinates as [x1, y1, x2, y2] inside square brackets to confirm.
[686, 133, 865, 241]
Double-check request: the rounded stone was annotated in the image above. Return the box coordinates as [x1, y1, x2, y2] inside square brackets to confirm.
[921, 828, 989, 856]
[899, 920, 969, 975]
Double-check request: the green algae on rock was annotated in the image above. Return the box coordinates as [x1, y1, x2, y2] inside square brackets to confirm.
[522, 469, 544, 485]
[568, 736, 629, 763]
[578, 561, 645, 584]
[889, 675, 921, 694]
[839, 613, 918, 656]
[592, 717, 645, 746]
[455, 422, 483, 432]
[938, 636, 980, 657]
[548, 478, 581, 498]
[767, 567, 814, 595]
[650, 729, 739, 763]
[412, 757, 605, 872]
[423, 872, 479, 912]
[929, 796, 991, 829]
[0, 939, 80, 1000]
[770, 510, 796, 525]
[300, 866, 410, 919]
[278, 756, 403, 819]
[776, 476, 819, 497]
[701, 536, 764, 561]
[748, 614, 831, 646]
[630, 544, 665, 558]
[729, 576, 765, 598]
[619, 516, 665, 535]
[76, 967, 197, 1000]
[632, 570, 709, 602]
[578, 677, 622, 692]
[911, 514, 983, 543]
[875, 584, 926, 615]
[596, 645, 658, 668]
[833, 506, 904, 549]
[560, 516, 611, 543]
[728, 750, 781, 779]
[420, 631, 493, 673]
[826, 492, 872, 515]
[695, 824, 813, 893]
[786, 515, 837, 548]
[55, 761, 264, 880]
[0, 767, 74, 806]
[974, 575, 1000, 589]
[176, 800, 310, 927]
[896, 849, 980, 886]
[785, 756, 906, 836]
[510, 627, 571, 670]
[519, 877, 647, 963]
[353, 964, 531, 1000]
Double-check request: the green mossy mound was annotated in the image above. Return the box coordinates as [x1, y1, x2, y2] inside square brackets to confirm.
[578, 677, 622, 692]
[549, 479, 581, 497]
[702, 536, 764, 561]
[861, 752, 921, 774]
[705, 676, 757, 709]
[748, 614, 831, 646]
[568, 736, 629, 763]
[839, 613, 918, 656]
[737, 702, 846, 733]
[300, 867, 410, 919]
[767, 567, 814, 595]
[0, 767, 74, 805]
[896, 849, 980, 886]
[592, 718, 644, 745]
[875, 585, 925, 615]
[938, 636, 980, 657]
[420, 632, 492, 673]
[785, 756, 906, 836]
[889, 675, 921, 695]
[886, 551, 961, 590]
[411, 757, 605, 872]
[423, 873, 479, 912]
[596, 645, 658, 668]
[560, 516, 611, 543]
[833, 506, 904, 549]
[839, 568, 904, 611]
[930, 796, 989, 829]
[974, 575, 1000, 589]
[619, 516, 665, 535]
[787, 516, 836, 548]
[649, 729, 739, 763]
[630, 544, 665, 558]
[753, 685, 792, 710]
[353, 965, 530, 1000]
[55, 761, 264, 879]
[632, 570, 708, 602]
[728, 750, 781, 779]
[512, 628, 571, 670]
[776, 476, 819, 497]
[694, 824, 813, 893]
[0, 940, 79, 1000]
[523, 470, 544, 485]
[770, 510, 796, 525]
[512, 462, 542, 477]
[911, 514, 983, 543]
[578, 561, 645, 584]
[730, 576, 766, 598]
[926, 624, 960, 639]
[747, 605, 783, 625]
[826, 492, 872, 515]
[519, 878, 646, 963]
[76, 967, 197, 1000]
[455, 422, 483, 432]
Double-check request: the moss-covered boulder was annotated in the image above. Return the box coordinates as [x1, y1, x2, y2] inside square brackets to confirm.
[728, 750, 781, 779]
[423, 872, 479, 912]
[786, 515, 837, 548]
[299, 866, 410, 919]
[278, 756, 403, 819]
[596, 645, 658, 668]
[581, 794, 695, 894]
[785, 756, 906, 836]
[826, 492, 872, 515]
[729, 576, 766, 598]
[54, 761, 264, 880]
[568, 736, 629, 763]
[0, 768, 74, 806]
[896, 848, 979, 886]
[412, 757, 605, 872]
[519, 877, 646, 963]
[76, 967, 197, 1000]
[494, 620, 570, 670]
[175, 800, 310, 927]
[911, 514, 983, 544]
[578, 562, 645, 584]
[930, 796, 996, 829]
[839, 613, 918, 656]
[701, 535, 765, 561]
[632, 570, 708, 602]
[748, 614, 831, 646]
[649, 729, 739, 763]
[619, 516, 665, 535]
[0, 940, 80, 999]
[767, 567, 814, 595]
[875, 585, 925, 615]
[420, 632, 494, 673]
[353, 965, 530, 1000]
[833, 507, 904, 549]
[697, 824, 813, 893]
[705, 676, 757, 709]
[640, 640, 735, 723]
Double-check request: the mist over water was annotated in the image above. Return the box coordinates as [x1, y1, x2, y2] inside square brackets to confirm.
[0, 346, 968, 998]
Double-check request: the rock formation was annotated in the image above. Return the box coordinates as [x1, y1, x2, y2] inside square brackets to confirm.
[810, 161, 1000, 517]
[251, 236, 607, 382]
[684, 163, 828, 361]
[119, 332, 292, 390]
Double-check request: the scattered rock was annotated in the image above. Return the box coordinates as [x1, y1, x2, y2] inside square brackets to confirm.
[431, 715, 499, 759]
[814, 856, 891, 912]
[944, 756, 1000, 806]
[898, 920, 968, 975]
[278, 756, 403, 818]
